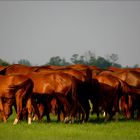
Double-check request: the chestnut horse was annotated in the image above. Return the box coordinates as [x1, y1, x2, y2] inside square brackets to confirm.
[94, 73, 140, 122]
[26, 72, 85, 123]
[100, 70, 140, 119]
[94, 74, 122, 122]
[34, 67, 92, 122]
[114, 70, 140, 119]
[0, 74, 33, 124]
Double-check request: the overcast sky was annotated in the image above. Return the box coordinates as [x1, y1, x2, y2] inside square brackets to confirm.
[0, 1, 140, 66]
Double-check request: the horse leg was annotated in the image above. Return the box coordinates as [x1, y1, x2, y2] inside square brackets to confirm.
[57, 106, 61, 122]
[57, 96, 70, 123]
[79, 102, 89, 123]
[0, 98, 6, 122]
[83, 100, 90, 122]
[113, 95, 120, 121]
[57, 103, 65, 122]
[26, 97, 32, 124]
[45, 97, 52, 122]
[13, 90, 23, 125]
[32, 99, 41, 121]
[104, 112, 110, 122]
[90, 97, 100, 121]
[79, 106, 85, 123]
[57, 99, 65, 122]
[68, 92, 80, 124]
[45, 104, 51, 122]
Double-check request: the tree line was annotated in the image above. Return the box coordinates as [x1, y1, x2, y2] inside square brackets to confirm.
[0, 51, 139, 69]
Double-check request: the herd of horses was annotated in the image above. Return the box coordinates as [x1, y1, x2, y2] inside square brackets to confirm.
[0, 64, 140, 125]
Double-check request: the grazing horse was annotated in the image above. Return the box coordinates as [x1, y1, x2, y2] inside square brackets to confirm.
[94, 74, 122, 122]
[34, 67, 92, 122]
[115, 70, 140, 119]
[101, 70, 140, 119]
[94, 72, 140, 122]
[26, 72, 86, 123]
[99, 71, 140, 118]
[0, 74, 33, 124]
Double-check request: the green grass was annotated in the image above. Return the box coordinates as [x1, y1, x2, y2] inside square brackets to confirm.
[0, 114, 140, 140]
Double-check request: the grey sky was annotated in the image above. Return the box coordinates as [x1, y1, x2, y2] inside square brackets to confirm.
[0, 1, 140, 66]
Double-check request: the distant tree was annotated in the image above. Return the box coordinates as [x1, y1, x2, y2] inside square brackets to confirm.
[47, 56, 70, 66]
[45, 51, 122, 68]
[18, 59, 32, 66]
[88, 56, 97, 65]
[82, 51, 96, 65]
[107, 53, 118, 65]
[70, 54, 79, 64]
[0, 58, 10, 66]
[106, 53, 122, 68]
[61, 58, 70, 66]
[70, 51, 121, 68]
[96, 56, 111, 69]
[83, 51, 95, 63]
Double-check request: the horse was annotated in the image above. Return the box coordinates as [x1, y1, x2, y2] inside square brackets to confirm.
[34, 67, 92, 122]
[26, 72, 86, 123]
[115, 70, 140, 119]
[93, 74, 122, 122]
[96, 70, 140, 120]
[100, 70, 140, 119]
[0, 74, 33, 124]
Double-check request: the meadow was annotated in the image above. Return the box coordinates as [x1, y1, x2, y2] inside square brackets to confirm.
[0, 113, 140, 140]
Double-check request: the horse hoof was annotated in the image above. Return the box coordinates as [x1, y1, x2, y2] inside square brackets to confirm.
[33, 116, 38, 121]
[64, 117, 69, 123]
[28, 117, 32, 125]
[13, 118, 18, 125]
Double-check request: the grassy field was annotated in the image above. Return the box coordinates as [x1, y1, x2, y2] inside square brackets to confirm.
[0, 114, 140, 140]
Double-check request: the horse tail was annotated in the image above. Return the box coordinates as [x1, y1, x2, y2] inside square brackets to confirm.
[118, 79, 140, 96]
[118, 79, 129, 96]
[9, 78, 33, 97]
